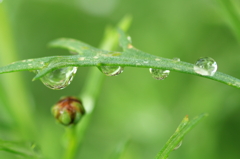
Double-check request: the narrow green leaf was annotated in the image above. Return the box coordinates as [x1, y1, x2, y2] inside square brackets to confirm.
[0, 139, 41, 158]
[0, 30, 240, 89]
[155, 114, 208, 159]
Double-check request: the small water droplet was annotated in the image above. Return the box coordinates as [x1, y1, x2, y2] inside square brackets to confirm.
[193, 57, 217, 76]
[149, 68, 170, 80]
[173, 57, 180, 62]
[38, 67, 77, 90]
[173, 141, 182, 150]
[127, 36, 132, 43]
[98, 66, 123, 76]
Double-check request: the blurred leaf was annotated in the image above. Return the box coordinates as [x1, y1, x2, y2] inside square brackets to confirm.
[109, 138, 130, 159]
[0, 139, 41, 158]
[217, 0, 240, 41]
[155, 114, 208, 159]
[0, 30, 240, 89]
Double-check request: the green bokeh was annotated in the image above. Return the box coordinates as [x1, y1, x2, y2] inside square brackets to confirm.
[1, 0, 240, 158]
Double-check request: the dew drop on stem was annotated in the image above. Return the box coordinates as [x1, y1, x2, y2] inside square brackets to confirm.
[173, 140, 182, 150]
[35, 67, 78, 90]
[193, 57, 217, 76]
[149, 68, 170, 80]
[98, 66, 124, 76]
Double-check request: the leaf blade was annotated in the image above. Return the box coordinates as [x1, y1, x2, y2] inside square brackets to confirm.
[155, 113, 208, 159]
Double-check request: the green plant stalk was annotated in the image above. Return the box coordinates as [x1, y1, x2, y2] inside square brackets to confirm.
[1, 28, 240, 89]
[217, 0, 240, 41]
[62, 16, 132, 159]
[0, 4, 35, 138]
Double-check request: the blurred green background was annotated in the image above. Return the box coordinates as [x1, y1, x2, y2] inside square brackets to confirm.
[1, 0, 240, 158]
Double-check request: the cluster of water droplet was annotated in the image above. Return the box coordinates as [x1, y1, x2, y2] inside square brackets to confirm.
[35, 55, 217, 90]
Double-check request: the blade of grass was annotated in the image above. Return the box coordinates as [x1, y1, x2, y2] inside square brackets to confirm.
[0, 139, 41, 158]
[155, 113, 208, 159]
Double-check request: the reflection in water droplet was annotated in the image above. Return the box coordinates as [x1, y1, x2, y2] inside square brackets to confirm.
[149, 68, 170, 80]
[173, 140, 182, 150]
[173, 57, 180, 62]
[38, 67, 77, 90]
[193, 57, 217, 76]
[98, 66, 123, 76]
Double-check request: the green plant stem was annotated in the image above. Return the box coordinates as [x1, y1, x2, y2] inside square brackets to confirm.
[0, 3, 35, 138]
[62, 16, 132, 159]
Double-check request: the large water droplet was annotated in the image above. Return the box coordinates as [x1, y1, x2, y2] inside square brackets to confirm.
[98, 66, 123, 76]
[193, 57, 217, 76]
[39, 67, 77, 90]
[173, 141, 182, 150]
[149, 68, 170, 80]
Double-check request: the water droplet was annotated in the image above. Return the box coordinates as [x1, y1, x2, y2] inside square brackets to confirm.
[173, 141, 182, 150]
[98, 66, 123, 76]
[173, 57, 180, 62]
[127, 36, 132, 43]
[193, 57, 217, 76]
[149, 68, 170, 80]
[38, 67, 77, 90]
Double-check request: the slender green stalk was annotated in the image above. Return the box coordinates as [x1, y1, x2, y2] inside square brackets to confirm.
[62, 16, 132, 159]
[1, 26, 240, 89]
[0, 3, 35, 138]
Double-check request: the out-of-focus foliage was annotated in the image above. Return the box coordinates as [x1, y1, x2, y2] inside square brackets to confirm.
[1, 0, 240, 159]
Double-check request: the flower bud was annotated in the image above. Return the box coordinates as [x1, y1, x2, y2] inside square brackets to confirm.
[52, 96, 85, 126]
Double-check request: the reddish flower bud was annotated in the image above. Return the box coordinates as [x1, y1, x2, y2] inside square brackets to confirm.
[52, 97, 85, 126]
